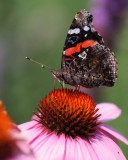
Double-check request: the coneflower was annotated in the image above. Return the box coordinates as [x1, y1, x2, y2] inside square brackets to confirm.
[19, 89, 128, 160]
[0, 101, 35, 160]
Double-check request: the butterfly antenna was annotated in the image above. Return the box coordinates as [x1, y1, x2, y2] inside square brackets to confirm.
[25, 57, 54, 71]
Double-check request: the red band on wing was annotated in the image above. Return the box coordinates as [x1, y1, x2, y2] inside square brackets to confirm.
[65, 40, 98, 57]
[66, 58, 72, 60]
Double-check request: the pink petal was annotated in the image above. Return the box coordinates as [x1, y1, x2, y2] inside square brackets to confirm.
[30, 132, 100, 160]
[19, 121, 37, 130]
[34, 133, 65, 160]
[63, 137, 93, 160]
[90, 131, 127, 160]
[96, 103, 121, 122]
[75, 137, 99, 160]
[7, 154, 36, 160]
[100, 124, 128, 145]
[19, 121, 45, 144]
[19, 121, 100, 160]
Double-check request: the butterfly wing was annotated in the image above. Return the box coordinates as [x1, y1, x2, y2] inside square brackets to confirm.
[52, 10, 117, 88]
[61, 10, 104, 68]
[66, 44, 117, 87]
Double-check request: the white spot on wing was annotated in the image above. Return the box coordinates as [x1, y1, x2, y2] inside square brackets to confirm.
[91, 26, 96, 32]
[63, 51, 65, 55]
[78, 51, 87, 59]
[68, 28, 80, 35]
[84, 34, 87, 37]
[83, 26, 90, 31]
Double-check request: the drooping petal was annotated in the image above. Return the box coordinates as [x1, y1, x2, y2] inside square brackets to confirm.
[7, 150, 35, 160]
[74, 137, 99, 160]
[100, 124, 128, 145]
[19, 121, 37, 130]
[19, 121, 46, 145]
[96, 103, 121, 122]
[19, 121, 99, 160]
[36, 133, 66, 160]
[63, 137, 95, 160]
[89, 131, 127, 160]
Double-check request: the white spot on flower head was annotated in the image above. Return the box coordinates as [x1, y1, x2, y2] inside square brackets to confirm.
[83, 26, 90, 31]
[68, 28, 80, 35]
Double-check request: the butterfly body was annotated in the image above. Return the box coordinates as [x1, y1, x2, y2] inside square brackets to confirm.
[52, 10, 117, 88]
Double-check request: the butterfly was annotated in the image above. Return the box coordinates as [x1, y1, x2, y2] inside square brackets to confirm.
[52, 9, 117, 88]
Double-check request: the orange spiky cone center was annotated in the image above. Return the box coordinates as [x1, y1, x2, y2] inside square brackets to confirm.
[35, 89, 101, 138]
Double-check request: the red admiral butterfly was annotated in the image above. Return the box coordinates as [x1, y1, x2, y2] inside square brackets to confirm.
[52, 9, 117, 88]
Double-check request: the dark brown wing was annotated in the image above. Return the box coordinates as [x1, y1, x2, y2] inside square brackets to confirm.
[66, 44, 118, 87]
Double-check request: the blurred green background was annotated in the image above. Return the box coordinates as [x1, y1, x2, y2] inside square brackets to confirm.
[0, 0, 128, 157]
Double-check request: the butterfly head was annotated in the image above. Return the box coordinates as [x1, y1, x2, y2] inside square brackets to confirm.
[52, 70, 64, 82]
